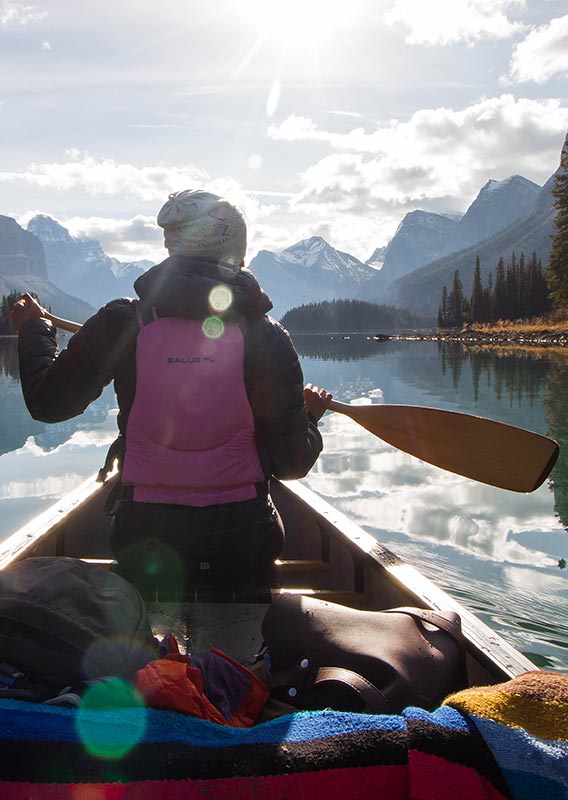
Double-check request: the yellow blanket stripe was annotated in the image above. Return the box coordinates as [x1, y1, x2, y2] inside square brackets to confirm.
[445, 688, 568, 741]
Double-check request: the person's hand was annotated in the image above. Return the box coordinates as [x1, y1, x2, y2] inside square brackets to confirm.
[11, 293, 47, 332]
[304, 383, 333, 422]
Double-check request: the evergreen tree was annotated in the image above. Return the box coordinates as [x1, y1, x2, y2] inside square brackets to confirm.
[447, 270, 465, 327]
[438, 286, 448, 327]
[505, 252, 518, 319]
[280, 299, 425, 333]
[493, 257, 507, 321]
[470, 256, 484, 323]
[483, 274, 493, 322]
[527, 253, 551, 317]
[546, 132, 568, 312]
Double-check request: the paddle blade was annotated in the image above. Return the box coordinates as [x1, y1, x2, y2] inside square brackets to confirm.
[327, 401, 558, 493]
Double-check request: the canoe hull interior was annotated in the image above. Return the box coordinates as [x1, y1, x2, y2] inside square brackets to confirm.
[0, 474, 537, 689]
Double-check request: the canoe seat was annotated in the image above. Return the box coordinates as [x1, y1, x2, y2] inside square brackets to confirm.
[80, 558, 117, 571]
[271, 588, 365, 607]
[275, 559, 330, 573]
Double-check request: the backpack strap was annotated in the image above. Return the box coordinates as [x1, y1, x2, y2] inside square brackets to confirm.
[134, 299, 159, 328]
[384, 607, 466, 648]
[268, 659, 391, 715]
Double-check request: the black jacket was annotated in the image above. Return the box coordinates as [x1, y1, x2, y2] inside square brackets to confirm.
[17, 255, 323, 481]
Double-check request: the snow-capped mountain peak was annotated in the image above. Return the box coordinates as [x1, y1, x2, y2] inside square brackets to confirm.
[26, 214, 149, 306]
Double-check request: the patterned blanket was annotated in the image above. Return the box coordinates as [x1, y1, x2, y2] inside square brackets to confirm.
[0, 670, 565, 798]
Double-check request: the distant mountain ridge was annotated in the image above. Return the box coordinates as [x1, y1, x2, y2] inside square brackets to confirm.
[367, 210, 462, 292]
[0, 215, 47, 278]
[248, 166, 553, 321]
[0, 139, 562, 324]
[388, 172, 556, 314]
[27, 215, 151, 308]
[249, 236, 376, 321]
[0, 215, 95, 321]
[446, 175, 541, 253]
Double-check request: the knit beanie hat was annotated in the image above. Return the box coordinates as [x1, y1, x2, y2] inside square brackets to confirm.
[157, 190, 247, 268]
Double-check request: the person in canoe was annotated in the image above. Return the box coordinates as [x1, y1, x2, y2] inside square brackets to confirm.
[11, 189, 332, 597]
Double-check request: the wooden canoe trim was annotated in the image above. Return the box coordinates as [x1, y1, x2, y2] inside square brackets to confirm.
[0, 474, 106, 570]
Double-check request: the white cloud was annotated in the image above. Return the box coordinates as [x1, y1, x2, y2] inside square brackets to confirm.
[506, 15, 568, 84]
[264, 94, 568, 258]
[0, 154, 209, 202]
[384, 0, 526, 45]
[270, 95, 568, 217]
[64, 214, 163, 262]
[18, 188, 281, 264]
[2, 156, 278, 256]
[41, 38, 50, 50]
[269, 115, 320, 141]
[15, 210, 164, 262]
[0, 1, 46, 25]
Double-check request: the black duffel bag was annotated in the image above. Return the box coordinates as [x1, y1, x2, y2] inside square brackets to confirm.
[262, 593, 467, 714]
[0, 557, 156, 691]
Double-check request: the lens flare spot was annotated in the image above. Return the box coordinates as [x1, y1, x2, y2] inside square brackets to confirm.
[76, 679, 146, 760]
[203, 317, 224, 339]
[266, 80, 280, 118]
[209, 284, 233, 313]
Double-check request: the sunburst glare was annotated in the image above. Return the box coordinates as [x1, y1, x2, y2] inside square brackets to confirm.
[235, 0, 358, 44]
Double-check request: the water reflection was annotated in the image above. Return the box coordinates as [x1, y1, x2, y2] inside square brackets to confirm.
[436, 342, 568, 534]
[293, 334, 388, 361]
[543, 358, 568, 532]
[439, 342, 551, 405]
[0, 338, 18, 380]
[0, 338, 118, 533]
[296, 336, 568, 670]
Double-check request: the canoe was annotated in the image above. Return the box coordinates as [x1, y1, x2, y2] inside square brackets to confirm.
[0, 468, 535, 686]
[2, 470, 563, 799]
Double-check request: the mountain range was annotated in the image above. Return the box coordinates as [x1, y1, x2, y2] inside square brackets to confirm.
[27, 215, 151, 309]
[249, 170, 554, 320]
[0, 133, 562, 324]
[249, 237, 379, 320]
[0, 215, 151, 322]
[387, 172, 556, 314]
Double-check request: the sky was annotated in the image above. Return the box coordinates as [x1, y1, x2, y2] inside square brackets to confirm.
[0, 0, 567, 264]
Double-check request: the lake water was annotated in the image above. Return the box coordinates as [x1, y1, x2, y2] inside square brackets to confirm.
[1, 334, 567, 671]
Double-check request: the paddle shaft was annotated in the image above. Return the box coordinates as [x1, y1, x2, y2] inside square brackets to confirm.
[44, 312, 82, 333]
[38, 313, 559, 492]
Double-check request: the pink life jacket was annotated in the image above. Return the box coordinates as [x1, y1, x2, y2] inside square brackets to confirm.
[122, 304, 265, 506]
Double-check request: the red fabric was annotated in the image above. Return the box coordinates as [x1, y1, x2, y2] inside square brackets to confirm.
[408, 749, 507, 799]
[134, 648, 269, 728]
[0, 761, 507, 799]
[135, 657, 226, 725]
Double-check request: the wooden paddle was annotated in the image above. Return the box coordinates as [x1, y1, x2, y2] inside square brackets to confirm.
[328, 400, 558, 493]
[44, 312, 82, 333]
[44, 311, 558, 493]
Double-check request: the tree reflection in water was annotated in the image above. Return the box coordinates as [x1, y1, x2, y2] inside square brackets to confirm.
[0, 337, 19, 381]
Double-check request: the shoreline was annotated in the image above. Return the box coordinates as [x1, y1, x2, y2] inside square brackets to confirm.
[388, 328, 568, 348]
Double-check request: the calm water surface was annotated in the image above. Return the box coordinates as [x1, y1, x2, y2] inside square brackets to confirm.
[1, 334, 567, 671]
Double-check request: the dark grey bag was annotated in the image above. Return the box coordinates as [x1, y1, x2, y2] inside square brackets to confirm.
[0, 557, 156, 690]
[262, 594, 467, 714]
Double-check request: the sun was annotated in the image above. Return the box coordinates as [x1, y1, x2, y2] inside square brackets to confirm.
[238, 0, 360, 45]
